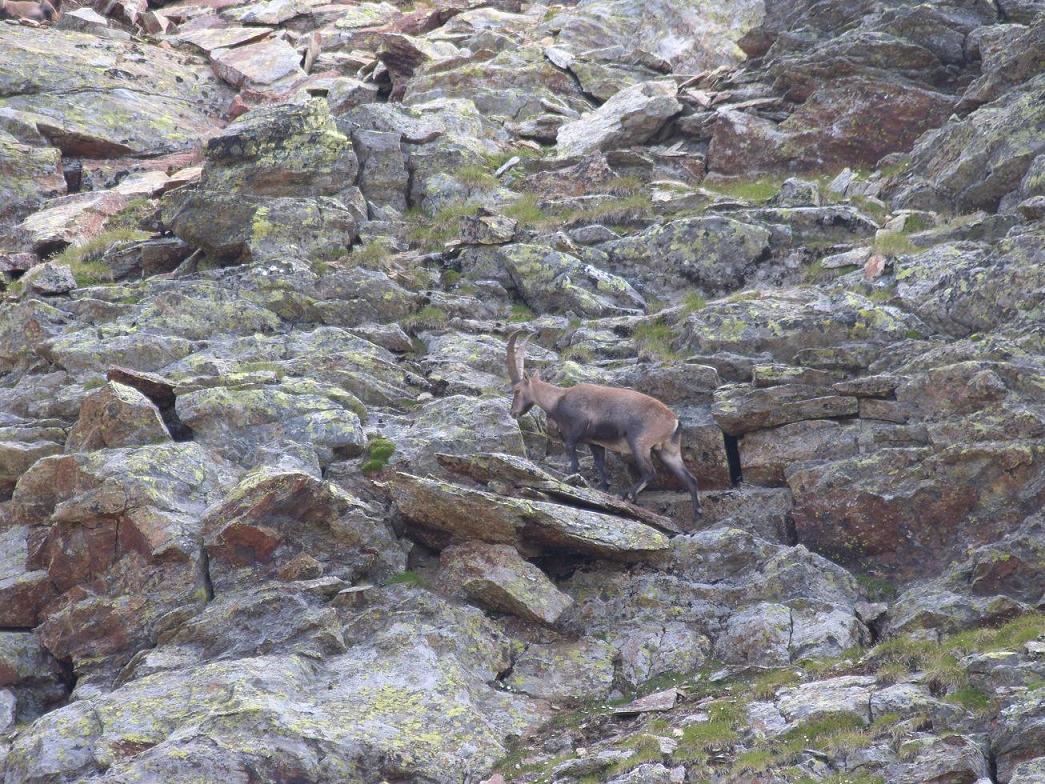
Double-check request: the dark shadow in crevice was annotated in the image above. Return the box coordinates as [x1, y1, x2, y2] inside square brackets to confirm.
[722, 432, 743, 485]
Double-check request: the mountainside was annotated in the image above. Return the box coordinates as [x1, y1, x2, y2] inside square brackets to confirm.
[0, 0, 1043, 782]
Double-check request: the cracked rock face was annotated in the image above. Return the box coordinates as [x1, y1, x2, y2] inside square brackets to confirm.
[0, 0, 1042, 780]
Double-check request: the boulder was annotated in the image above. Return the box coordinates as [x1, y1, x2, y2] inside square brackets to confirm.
[546, 0, 762, 73]
[788, 442, 1045, 582]
[679, 289, 928, 363]
[775, 675, 876, 725]
[602, 216, 772, 296]
[0, 130, 64, 231]
[556, 80, 682, 158]
[203, 469, 405, 592]
[888, 74, 1045, 213]
[709, 78, 953, 175]
[740, 419, 859, 486]
[499, 243, 645, 317]
[210, 38, 306, 89]
[166, 99, 363, 263]
[389, 472, 670, 560]
[0, 27, 229, 158]
[3, 589, 545, 783]
[504, 638, 616, 703]
[0, 632, 67, 723]
[439, 542, 573, 626]
[713, 383, 858, 435]
[66, 382, 171, 452]
[175, 384, 365, 468]
[8, 443, 229, 671]
[894, 227, 1044, 337]
[994, 690, 1045, 783]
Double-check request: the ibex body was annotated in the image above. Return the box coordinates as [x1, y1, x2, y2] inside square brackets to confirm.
[0, 0, 61, 22]
[507, 331, 702, 520]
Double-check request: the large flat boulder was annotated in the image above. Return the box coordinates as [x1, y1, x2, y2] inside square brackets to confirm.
[389, 473, 669, 560]
[0, 27, 229, 158]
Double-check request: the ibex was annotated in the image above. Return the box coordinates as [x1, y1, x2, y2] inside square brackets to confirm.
[507, 330, 702, 520]
[0, 0, 61, 22]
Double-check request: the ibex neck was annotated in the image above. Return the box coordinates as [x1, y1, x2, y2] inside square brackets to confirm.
[531, 378, 566, 413]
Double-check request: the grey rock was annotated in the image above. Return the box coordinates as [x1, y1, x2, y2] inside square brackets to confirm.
[22, 262, 75, 295]
[556, 80, 682, 158]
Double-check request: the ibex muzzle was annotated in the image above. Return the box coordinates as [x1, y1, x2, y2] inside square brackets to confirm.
[507, 330, 702, 520]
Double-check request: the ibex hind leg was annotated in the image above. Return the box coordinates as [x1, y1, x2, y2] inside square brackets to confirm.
[657, 436, 702, 521]
[623, 437, 657, 502]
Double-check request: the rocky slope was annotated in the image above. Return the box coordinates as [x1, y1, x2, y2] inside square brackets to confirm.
[0, 0, 1043, 782]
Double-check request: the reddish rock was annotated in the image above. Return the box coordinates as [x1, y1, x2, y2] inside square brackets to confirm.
[788, 442, 1044, 582]
[210, 38, 305, 88]
[204, 469, 404, 591]
[709, 78, 954, 175]
[66, 382, 171, 452]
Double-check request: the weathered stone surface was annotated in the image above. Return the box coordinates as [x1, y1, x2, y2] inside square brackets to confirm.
[439, 542, 573, 626]
[679, 289, 928, 363]
[894, 227, 1044, 337]
[389, 472, 669, 560]
[2, 588, 545, 783]
[504, 638, 616, 703]
[0, 130, 64, 232]
[210, 37, 306, 88]
[547, 0, 762, 73]
[740, 419, 859, 486]
[556, 80, 682, 158]
[788, 442, 1045, 582]
[204, 469, 405, 592]
[602, 216, 772, 296]
[775, 675, 875, 725]
[499, 243, 645, 317]
[166, 99, 362, 262]
[709, 77, 953, 175]
[0, 27, 229, 158]
[889, 74, 1045, 213]
[176, 384, 365, 467]
[713, 383, 858, 435]
[66, 382, 170, 452]
[20, 262, 75, 295]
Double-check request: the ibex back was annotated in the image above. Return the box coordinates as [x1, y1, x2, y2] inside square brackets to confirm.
[506, 330, 702, 520]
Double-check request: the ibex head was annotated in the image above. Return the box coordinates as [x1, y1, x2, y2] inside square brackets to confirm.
[506, 329, 540, 419]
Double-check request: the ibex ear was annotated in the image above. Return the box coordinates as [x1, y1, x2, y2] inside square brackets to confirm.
[529, 369, 541, 381]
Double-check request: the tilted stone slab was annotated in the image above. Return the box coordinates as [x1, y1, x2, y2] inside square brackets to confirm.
[389, 472, 669, 560]
[435, 452, 683, 534]
[439, 541, 573, 626]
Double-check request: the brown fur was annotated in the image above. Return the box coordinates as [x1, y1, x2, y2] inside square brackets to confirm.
[0, 0, 61, 23]
[506, 330, 702, 520]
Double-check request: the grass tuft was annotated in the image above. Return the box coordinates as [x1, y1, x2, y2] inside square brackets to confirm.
[49, 228, 149, 287]
[361, 436, 396, 474]
[633, 319, 679, 360]
[385, 570, 426, 588]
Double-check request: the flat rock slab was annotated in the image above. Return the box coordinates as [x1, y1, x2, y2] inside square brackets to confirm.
[435, 452, 684, 534]
[775, 675, 877, 725]
[389, 472, 669, 560]
[211, 38, 305, 87]
[713, 383, 859, 435]
[0, 27, 230, 157]
[439, 542, 573, 626]
[176, 26, 272, 53]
